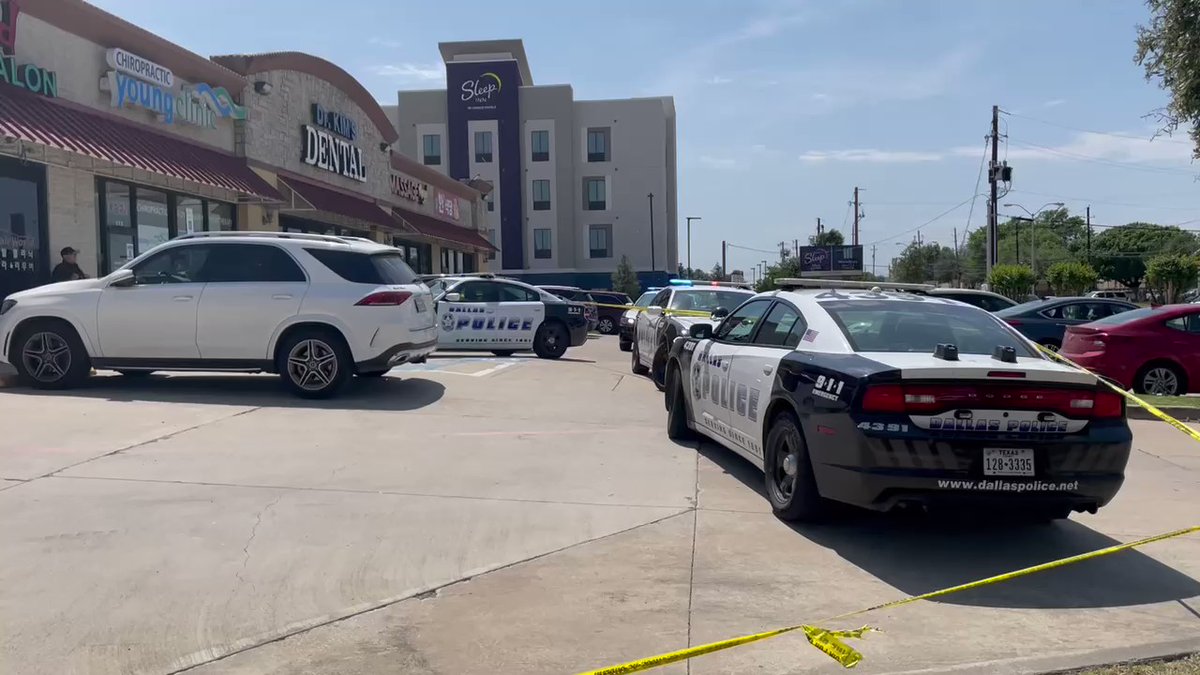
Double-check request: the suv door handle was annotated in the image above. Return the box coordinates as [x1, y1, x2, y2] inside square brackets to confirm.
[272, 294, 294, 300]
[173, 295, 193, 302]
[763, 366, 773, 375]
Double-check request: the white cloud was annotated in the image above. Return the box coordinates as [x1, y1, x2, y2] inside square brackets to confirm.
[799, 149, 945, 163]
[368, 37, 403, 48]
[1004, 132, 1193, 164]
[371, 63, 444, 81]
[707, 75, 733, 85]
[1043, 98, 1066, 108]
[696, 155, 744, 171]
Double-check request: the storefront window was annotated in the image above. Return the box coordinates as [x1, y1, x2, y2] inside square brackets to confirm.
[137, 188, 170, 254]
[0, 159, 47, 300]
[208, 201, 235, 231]
[177, 197, 204, 235]
[104, 181, 134, 270]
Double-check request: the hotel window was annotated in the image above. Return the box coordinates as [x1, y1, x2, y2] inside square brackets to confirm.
[531, 130, 550, 162]
[583, 177, 606, 211]
[532, 179, 551, 211]
[588, 224, 612, 259]
[534, 228, 552, 259]
[97, 178, 236, 273]
[422, 134, 441, 166]
[487, 228, 496, 261]
[474, 131, 493, 163]
[587, 127, 610, 162]
[485, 191, 495, 212]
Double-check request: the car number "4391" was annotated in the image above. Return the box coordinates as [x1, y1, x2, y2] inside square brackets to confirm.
[857, 422, 911, 433]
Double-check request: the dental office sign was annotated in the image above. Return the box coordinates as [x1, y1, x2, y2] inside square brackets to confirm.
[104, 48, 247, 129]
[302, 103, 367, 183]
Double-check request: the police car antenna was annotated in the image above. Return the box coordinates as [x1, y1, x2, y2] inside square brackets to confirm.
[774, 278, 935, 292]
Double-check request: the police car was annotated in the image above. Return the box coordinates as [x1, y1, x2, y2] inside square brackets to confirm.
[631, 280, 754, 390]
[662, 279, 1132, 523]
[618, 289, 660, 352]
[431, 276, 589, 358]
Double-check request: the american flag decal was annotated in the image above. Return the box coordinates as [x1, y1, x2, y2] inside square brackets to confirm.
[802, 329, 818, 343]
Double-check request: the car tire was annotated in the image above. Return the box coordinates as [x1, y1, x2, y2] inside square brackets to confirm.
[277, 329, 351, 399]
[651, 342, 669, 392]
[117, 370, 154, 378]
[666, 363, 695, 441]
[11, 320, 91, 390]
[619, 339, 632, 353]
[1135, 362, 1185, 396]
[631, 340, 649, 375]
[533, 321, 569, 360]
[491, 350, 516, 357]
[763, 411, 829, 522]
[597, 317, 616, 335]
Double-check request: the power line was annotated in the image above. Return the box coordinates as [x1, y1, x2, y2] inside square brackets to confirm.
[1001, 109, 1194, 145]
[1006, 188, 1200, 211]
[1007, 140, 1197, 176]
[726, 242, 780, 255]
[868, 195, 979, 247]
[963, 136, 989, 243]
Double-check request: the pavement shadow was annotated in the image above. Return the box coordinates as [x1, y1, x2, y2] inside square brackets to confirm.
[7, 373, 446, 411]
[426, 352, 596, 364]
[695, 440, 1200, 610]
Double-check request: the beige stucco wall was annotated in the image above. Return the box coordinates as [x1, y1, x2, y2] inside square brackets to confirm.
[45, 165, 98, 277]
[239, 70, 390, 200]
[14, 15, 236, 151]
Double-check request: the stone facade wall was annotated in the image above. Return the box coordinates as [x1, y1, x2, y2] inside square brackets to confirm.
[45, 165, 98, 277]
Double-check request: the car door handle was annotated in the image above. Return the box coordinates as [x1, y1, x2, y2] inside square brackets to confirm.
[173, 295, 193, 302]
[763, 366, 773, 375]
[272, 294, 294, 300]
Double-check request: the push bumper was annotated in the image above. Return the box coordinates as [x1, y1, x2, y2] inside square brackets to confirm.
[804, 415, 1133, 514]
[355, 338, 437, 372]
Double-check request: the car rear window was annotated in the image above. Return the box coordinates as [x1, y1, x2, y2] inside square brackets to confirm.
[305, 248, 417, 285]
[824, 300, 1035, 356]
[669, 290, 749, 312]
[995, 300, 1048, 318]
[1085, 306, 1158, 326]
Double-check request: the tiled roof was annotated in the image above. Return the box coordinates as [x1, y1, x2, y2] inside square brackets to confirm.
[392, 207, 497, 252]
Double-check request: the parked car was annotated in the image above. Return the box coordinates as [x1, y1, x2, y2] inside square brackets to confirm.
[996, 297, 1138, 351]
[619, 290, 659, 352]
[927, 288, 1016, 312]
[537, 285, 598, 332]
[587, 290, 632, 335]
[1062, 304, 1200, 396]
[432, 277, 588, 358]
[0, 232, 437, 398]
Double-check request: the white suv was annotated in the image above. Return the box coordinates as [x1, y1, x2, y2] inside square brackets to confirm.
[0, 232, 436, 398]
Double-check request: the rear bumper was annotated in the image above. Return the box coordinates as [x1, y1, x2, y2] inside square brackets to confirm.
[1063, 352, 1134, 390]
[568, 322, 589, 347]
[804, 414, 1133, 513]
[355, 337, 437, 372]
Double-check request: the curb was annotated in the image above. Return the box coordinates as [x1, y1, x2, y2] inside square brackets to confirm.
[1127, 406, 1200, 423]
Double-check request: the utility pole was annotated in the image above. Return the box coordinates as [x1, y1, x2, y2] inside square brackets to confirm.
[852, 187, 861, 246]
[952, 227, 960, 286]
[987, 105, 1000, 281]
[1086, 206, 1092, 264]
[721, 240, 727, 281]
[778, 241, 788, 262]
[685, 216, 700, 273]
[871, 244, 877, 276]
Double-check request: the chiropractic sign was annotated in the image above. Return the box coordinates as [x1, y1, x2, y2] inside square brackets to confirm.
[103, 48, 246, 129]
[301, 104, 366, 183]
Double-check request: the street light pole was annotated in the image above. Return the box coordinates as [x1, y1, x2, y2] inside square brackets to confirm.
[685, 216, 701, 274]
[1002, 202, 1064, 275]
[647, 193, 656, 273]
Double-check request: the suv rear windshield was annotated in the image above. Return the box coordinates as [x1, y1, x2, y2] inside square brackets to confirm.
[305, 249, 417, 285]
[669, 290, 749, 312]
[823, 300, 1035, 356]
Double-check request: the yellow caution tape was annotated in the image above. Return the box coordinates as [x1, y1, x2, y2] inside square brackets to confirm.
[1036, 344, 1200, 444]
[592, 302, 714, 318]
[575, 525, 1200, 674]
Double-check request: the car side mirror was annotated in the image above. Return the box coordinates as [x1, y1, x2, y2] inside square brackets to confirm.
[646, 305, 663, 316]
[107, 269, 135, 287]
[443, 292, 462, 303]
[710, 307, 730, 320]
[689, 324, 713, 340]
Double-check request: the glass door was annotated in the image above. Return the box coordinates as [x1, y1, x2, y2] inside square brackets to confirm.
[0, 158, 48, 301]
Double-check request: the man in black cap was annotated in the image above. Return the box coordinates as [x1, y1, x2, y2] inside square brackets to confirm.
[50, 246, 86, 282]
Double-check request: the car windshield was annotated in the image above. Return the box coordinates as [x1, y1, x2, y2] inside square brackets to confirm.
[823, 300, 1036, 356]
[1086, 307, 1159, 326]
[669, 290, 749, 312]
[995, 300, 1049, 318]
[634, 292, 656, 307]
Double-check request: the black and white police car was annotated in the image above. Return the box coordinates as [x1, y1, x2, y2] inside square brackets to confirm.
[632, 280, 754, 390]
[618, 289, 660, 352]
[428, 275, 589, 358]
[662, 279, 1132, 523]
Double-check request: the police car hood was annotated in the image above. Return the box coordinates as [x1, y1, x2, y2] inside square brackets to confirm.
[864, 351, 1096, 385]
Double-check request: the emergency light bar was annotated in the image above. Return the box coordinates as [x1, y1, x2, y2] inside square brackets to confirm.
[669, 279, 752, 289]
[774, 278, 935, 292]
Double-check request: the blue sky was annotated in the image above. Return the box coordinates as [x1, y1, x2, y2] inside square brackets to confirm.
[93, 0, 1198, 277]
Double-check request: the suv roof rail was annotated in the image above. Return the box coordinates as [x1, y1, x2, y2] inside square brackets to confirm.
[418, 272, 497, 279]
[174, 231, 355, 245]
[775, 278, 935, 292]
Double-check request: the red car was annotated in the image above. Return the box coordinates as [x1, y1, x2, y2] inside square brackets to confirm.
[1061, 304, 1200, 396]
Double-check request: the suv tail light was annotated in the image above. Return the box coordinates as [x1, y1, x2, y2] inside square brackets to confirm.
[861, 383, 1123, 419]
[356, 291, 412, 306]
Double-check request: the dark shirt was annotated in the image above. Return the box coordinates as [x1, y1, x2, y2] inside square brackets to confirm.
[51, 262, 86, 282]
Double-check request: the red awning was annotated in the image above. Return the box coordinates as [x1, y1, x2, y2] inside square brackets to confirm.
[277, 174, 399, 230]
[0, 85, 280, 200]
[392, 207, 497, 252]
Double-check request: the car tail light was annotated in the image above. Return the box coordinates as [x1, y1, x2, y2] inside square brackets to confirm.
[356, 291, 412, 306]
[861, 383, 1120, 418]
[1005, 319, 1023, 326]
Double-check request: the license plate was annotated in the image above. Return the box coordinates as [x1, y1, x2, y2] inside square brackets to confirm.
[414, 296, 427, 312]
[983, 448, 1034, 477]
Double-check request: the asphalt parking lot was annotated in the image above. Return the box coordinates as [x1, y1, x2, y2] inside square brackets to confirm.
[1, 338, 1198, 675]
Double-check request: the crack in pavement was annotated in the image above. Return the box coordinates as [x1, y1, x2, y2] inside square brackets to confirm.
[166, 508, 696, 674]
[234, 494, 284, 597]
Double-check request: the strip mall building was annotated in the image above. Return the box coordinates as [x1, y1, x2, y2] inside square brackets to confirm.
[0, 0, 495, 301]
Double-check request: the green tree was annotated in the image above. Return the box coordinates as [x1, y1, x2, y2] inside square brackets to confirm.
[891, 243, 958, 284]
[809, 229, 846, 246]
[611, 255, 641, 298]
[676, 264, 712, 281]
[962, 208, 1089, 284]
[709, 264, 726, 281]
[1045, 261, 1099, 296]
[1146, 253, 1200, 303]
[989, 264, 1036, 300]
[1092, 223, 1198, 291]
[1136, 0, 1200, 158]
[756, 257, 802, 292]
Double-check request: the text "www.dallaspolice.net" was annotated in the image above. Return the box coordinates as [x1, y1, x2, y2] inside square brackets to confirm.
[937, 479, 1081, 492]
